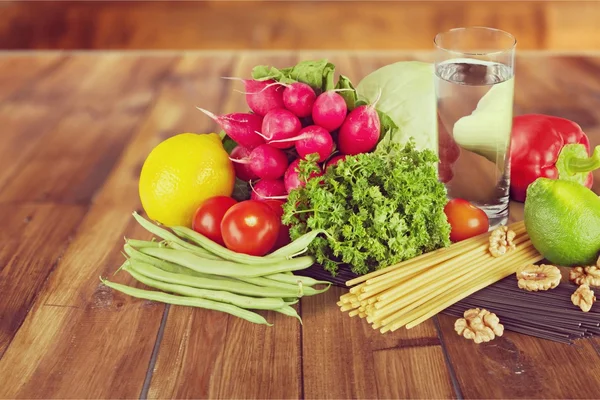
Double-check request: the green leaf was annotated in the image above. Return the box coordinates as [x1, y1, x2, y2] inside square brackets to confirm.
[220, 131, 238, 154]
[251, 65, 285, 81]
[335, 74, 358, 110]
[251, 59, 336, 93]
[287, 59, 336, 92]
[376, 110, 399, 147]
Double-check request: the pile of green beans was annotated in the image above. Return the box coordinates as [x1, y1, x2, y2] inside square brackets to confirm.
[101, 212, 331, 326]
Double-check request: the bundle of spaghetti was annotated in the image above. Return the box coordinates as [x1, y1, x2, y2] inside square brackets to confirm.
[338, 220, 545, 333]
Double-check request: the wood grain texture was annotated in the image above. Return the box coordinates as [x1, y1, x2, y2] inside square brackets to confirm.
[438, 313, 600, 399]
[373, 345, 456, 399]
[2, 1, 600, 50]
[0, 204, 85, 357]
[1, 51, 600, 399]
[0, 54, 175, 398]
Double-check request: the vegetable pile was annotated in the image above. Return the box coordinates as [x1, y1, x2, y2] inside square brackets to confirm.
[102, 212, 330, 326]
[199, 59, 452, 277]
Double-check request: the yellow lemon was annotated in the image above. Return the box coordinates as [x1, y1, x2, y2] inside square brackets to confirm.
[139, 133, 235, 227]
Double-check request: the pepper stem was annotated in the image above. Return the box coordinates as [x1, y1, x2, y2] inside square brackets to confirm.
[564, 145, 600, 174]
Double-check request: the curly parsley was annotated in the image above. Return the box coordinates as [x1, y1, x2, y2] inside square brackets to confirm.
[281, 140, 451, 276]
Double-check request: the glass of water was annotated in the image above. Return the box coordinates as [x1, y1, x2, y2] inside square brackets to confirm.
[434, 26, 516, 230]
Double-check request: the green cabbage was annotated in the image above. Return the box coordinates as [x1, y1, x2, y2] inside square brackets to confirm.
[356, 61, 438, 154]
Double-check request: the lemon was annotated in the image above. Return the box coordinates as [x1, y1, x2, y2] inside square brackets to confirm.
[139, 133, 235, 228]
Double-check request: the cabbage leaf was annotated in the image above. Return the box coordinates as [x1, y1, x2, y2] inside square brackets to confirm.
[356, 61, 438, 155]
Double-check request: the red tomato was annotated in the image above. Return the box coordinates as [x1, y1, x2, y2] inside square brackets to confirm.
[221, 200, 281, 256]
[192, 196, 238, 246]
[263, 200, 292, 251]
[444, 199, 489, 242]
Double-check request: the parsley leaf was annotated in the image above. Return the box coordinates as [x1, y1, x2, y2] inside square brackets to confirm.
[282, 140, 451, 276]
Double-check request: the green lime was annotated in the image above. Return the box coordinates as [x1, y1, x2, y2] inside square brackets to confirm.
[524, 178, 600, 266]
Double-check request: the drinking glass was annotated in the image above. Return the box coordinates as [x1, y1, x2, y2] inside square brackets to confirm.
[434, 27, 516, 229]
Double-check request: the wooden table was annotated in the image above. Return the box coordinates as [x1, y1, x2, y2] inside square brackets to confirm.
[1, 51, 599, 399]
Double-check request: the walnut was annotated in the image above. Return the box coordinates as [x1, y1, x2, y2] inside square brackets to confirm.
[454, 308, 504, 343]
[488, 226, 516, 257]
[570, 266, 600, 287]
[516, 264, 561, 291]
[571, 284, 596, 312]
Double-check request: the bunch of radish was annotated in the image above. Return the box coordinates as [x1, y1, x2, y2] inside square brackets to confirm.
[198, 78, 382, 201]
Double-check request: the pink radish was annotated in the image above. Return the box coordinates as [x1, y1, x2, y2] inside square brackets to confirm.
[267, 125, 333, 162]
[197, 108, 264, 149]
[283, 82, 317, 118]
[230, 144, 289, 180]
[311, 91, 347, 132]
[325, 154, 347, 170]
[225, 78, 285, 116]
[260, 109, 302, 149]
[230, 145, 259, 182]
[284, 158, 323, 193]
[295, 126, 334, 162]
[250, 179, 288, 201]
[337, 103, 381, 155]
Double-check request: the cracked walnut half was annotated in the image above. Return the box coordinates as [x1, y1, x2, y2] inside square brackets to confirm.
[571, 284, 596, 312]
[516, 264, 561, 291]
[569, 266, 600, 288]
[488, 226, 516, 257]
[454, 308, 504, 343]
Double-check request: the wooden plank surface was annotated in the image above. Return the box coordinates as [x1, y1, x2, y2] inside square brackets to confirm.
[0, 54, 179, 399]
[0, 51, 599, 399]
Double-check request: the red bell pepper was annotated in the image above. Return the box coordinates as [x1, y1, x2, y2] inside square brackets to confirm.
[509, 114, 600, 202]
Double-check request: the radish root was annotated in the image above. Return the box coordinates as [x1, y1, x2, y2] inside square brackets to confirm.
[196, 107, 218, 121]
[249, 180, 289, 200]
[254, 130, 273, 141]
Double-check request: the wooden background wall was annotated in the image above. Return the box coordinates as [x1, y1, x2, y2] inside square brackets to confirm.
[1, 1, 599, 50]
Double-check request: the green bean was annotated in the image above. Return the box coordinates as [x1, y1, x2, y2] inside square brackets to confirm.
[236, 276, 330, 297]
[125, 239, 161, 248]
[273, 305, 302, 324]
[140, 247, 315, 278]
[263, 272, 332, 287]
[124, 267, 287, 310]
[132, 212, 217, 258]
[171, 226, 290, 265]
[266, 229, 327, 258]
[124, 243, 232, 281]
[128, 260, 302, 298]
[100, 277, 272, 326]
[236, 276, 304, 292]
[165, 241, 224, 261]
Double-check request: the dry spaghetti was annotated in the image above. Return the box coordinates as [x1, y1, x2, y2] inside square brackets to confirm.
[339, 221, 545, 333]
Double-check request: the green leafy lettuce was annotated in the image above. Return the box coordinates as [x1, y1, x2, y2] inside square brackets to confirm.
[355, 61, 437, 154]
[252, 59, 336, 93]
[282, 140, 451, 276]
